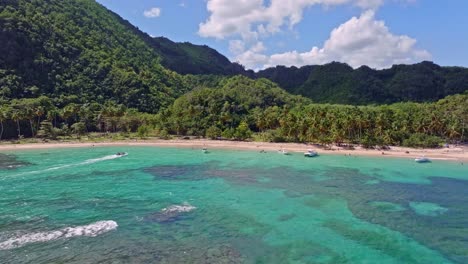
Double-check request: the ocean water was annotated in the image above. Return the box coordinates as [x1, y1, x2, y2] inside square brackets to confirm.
[0, 146, 467, 263]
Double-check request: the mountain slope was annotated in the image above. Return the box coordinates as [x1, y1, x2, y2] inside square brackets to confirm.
[256, 61, 468, 104]
[0, 0, 187, 112]
[162, 75, 310, 136]
[149, 37, 248, 76]
[1, 0, 467, 110]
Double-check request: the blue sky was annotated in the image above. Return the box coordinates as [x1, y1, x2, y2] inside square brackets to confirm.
[96, 0, 468, 70]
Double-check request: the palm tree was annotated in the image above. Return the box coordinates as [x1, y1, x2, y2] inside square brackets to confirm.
[0, 106, 10, 140]
[10, 108, 23, 139]
[35, 105, 45, 132]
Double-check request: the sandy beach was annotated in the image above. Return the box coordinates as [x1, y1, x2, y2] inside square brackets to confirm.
[1, 139, 467, 162]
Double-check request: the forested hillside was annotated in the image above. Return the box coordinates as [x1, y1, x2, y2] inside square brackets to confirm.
[256, 61, 468, 104]
[149, 37, 249, 76]
[0, 0, 466, 146]
[0, 0, 187, 112]
[160, 76, 468, 146]
[159, 76, 308, 137]
[2, 0, 467, 109]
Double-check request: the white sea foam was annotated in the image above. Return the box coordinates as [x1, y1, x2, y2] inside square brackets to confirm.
[161, 203, 197, 214]
[0, 220, 118, 250]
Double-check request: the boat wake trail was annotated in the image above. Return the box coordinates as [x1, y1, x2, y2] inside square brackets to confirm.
[6, 154, 126, 178]
[81, 154, 125, 165]
[0, 220, 118, 250]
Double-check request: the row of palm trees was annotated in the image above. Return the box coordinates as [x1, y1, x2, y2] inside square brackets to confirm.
[254, 100, 466, 145]
[1, 93, 466, 146]
[0, 96, 152, 139]
[161, 93, 467, 146]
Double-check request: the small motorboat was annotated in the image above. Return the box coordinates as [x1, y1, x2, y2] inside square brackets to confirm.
[415, 156, 430, 163]
[202, 148, 208, 154]
[115, 152, 128, 157]
[304, 149, 318, 157]
[278, 149, 290, 155]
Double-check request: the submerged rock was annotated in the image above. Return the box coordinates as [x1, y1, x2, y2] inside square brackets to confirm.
[278, 213, 296, 222]
[0, 154, 31, 170]
[145, 203, 197, 223]
[369, 201, 406, 212]
[144, 165, 210, 181]
[409, 202, 448, 217]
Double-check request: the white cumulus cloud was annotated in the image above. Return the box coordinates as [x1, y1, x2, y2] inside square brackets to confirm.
[234, 11, 430, 69]
[143, 7, 161, 18]
[198, 0, 386, 40]
[198, 0, 427, 69]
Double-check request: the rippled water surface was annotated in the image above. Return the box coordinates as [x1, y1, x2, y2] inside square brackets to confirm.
[0, 147, 467, 263]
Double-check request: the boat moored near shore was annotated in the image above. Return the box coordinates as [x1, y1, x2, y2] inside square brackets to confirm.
[415, 156, 431, 163]
[304, 149, 318, 157]
[278, 149, 290, 155]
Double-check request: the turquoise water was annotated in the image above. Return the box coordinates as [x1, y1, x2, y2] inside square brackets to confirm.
[0, 146, 467, 263]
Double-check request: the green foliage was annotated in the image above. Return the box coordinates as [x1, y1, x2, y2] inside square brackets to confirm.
[0, 0, 188, 113]
[71, 122, 87, 136]
[137, 125, 150, 138]
[159, 85, 468, 146]
[0, 0, 466, 150]
[162, 75, 308, 136]
[149, 37, 248, 76]
[259, 130, 287, 143]
[36, 121, 56, 139]
[257, 62, 468, 105]
[159, 129, 170, 140]
[234, 121, 252, 141]
[402, 133, 443, 148]
[361, 135, 378, 149]
[222, 128, 236, 140]
[205, 126, 222, 139]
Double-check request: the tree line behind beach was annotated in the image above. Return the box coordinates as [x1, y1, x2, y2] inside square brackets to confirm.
[0, 0, 467, 148]
[0, 76, 466, 148]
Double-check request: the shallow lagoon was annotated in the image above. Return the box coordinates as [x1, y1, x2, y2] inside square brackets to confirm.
[0, 147, 467, 263]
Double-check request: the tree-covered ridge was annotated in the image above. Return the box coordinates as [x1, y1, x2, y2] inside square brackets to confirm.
[159, 76, 308, 137]
[159, 76, 467, 146]
[0, 0, 187, 112]
[256, 61, 468, 105]
[0, 76, 466, 148]
[149, 37, 248, 76]
[2, 0, 467, 111]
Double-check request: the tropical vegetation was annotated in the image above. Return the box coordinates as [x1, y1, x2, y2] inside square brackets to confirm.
[0, 0, 467, 148]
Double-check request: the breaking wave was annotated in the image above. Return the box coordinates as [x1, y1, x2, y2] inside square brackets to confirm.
[0, 220, 118, 250]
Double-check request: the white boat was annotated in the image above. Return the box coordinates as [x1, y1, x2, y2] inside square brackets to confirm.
[202, 148, 208, 154]
[115, 152, 128, 157]
[304, 149, 318, 157]
[278, 149, 290, 155]
[415, 156, 430, 163]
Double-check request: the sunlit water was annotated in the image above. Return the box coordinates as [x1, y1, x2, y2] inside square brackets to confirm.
[0, 146, 467, 263]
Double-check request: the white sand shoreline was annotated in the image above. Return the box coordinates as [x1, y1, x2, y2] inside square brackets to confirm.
[1, 139, 467, 162]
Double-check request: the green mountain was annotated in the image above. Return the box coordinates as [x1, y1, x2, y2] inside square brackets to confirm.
[0, 0, 188, 113]
[1, 0, 467, 111]
[149, 37, 248, 76]
[256, 61, 468, 105]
